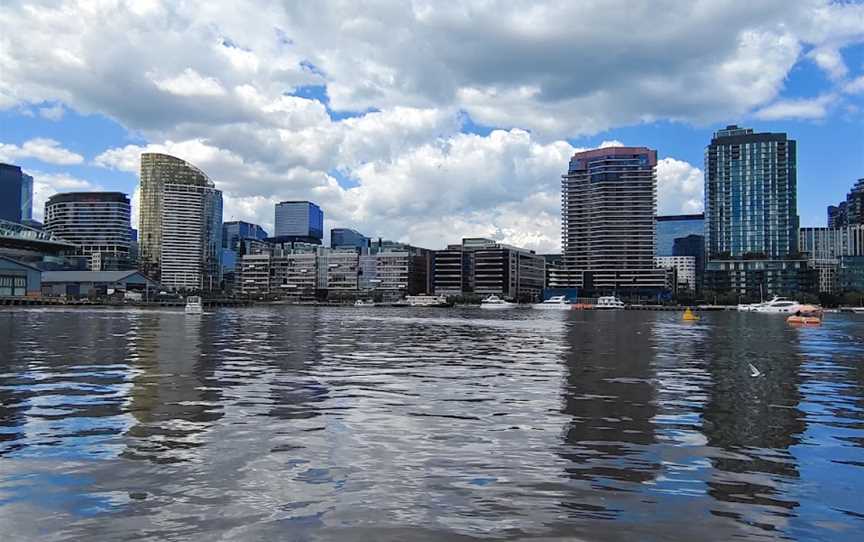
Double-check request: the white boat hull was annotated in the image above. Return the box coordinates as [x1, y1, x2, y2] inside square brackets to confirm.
[480, 304, 515, 309]
[531, 304, 572, 310]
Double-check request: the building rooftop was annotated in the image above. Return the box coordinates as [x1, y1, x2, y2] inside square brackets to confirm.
[41, 270, 156, 284]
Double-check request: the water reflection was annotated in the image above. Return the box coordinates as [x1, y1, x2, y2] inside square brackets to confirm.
[0, 307, 861, 541]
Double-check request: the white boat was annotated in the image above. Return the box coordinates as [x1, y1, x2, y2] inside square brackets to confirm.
[595, 296, 625, 309]
[184, 296, 203, 314]
[405, 294, 448, 307]
[531, 295, 572, 310]
[354, 299, 376, 307]
[480, 295, 516, 309]
[738, 296, 806, 314]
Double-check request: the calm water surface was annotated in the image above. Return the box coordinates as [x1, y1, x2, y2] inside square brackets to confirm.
[0, 307, 863, 541]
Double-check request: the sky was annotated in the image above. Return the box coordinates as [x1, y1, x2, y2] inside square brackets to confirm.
[1, 0, 862, 253]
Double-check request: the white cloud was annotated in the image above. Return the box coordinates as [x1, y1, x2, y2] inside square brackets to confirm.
[844, 75, 864, 95]
[656, 158, 704, 215]
[38, 103, 65, 121]
[2, 1, 862, 249]
[0, 138, 84, 165]
[754, 94, 835, 120]
[150, 68, 226, 97]
[806, 47, 848, 80]
[29, 171, 102, 221]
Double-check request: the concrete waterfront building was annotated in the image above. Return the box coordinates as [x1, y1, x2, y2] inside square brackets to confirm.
[655, 214, 704, 256]
[0, 163, 33, 223]
[41, 270, 159, 298]
[360, 243, 432, 302]
[432, 238, 545, 301]
[561, 147, 666, 293]
[44, 192, 132, 271]
[655, 256, 697, 292]
[319, 249, 360, 293]
[703, 126, 810, 297]
[138, 153, 222, 290]
[273, 201, 323, 244]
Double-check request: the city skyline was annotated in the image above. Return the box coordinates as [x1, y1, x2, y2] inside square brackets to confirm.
[1, 1, 863, 253]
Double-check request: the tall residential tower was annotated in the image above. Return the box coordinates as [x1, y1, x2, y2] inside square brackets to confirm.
[561, 147, 666, 293]
[44, 192, 132, 270]
[138, 153, 222, 290]
[703, 125, 811, 296]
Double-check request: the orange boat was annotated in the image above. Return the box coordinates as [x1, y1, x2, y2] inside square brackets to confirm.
[787, 315, 821, 325]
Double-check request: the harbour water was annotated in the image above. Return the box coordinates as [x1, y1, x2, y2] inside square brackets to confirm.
[0, 307, 862, 541]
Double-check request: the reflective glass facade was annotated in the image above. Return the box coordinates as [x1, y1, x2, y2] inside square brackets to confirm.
[0, 163, 25, 223]
[655, 215, 703, 256]
[274, 201, 323, 242]
[704, 126, 798, 259]
[138, 153, 222, 289]
[44, 192, 132, 270]
[331, 228, 369, 250]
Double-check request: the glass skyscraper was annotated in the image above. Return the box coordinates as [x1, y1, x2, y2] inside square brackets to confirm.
[138, 153, 222, 290]
[655, 214, 704, 256]
[274, 201, 323, 244]
[0, 163, 33, 223]
[223, 221, 268, 250]
[331, 228, 369, 250]
[704, 125, 798, 259]
[703, 126, 811, 297]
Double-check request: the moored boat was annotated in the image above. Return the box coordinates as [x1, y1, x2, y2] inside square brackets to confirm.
[531, 295, 572, 310]
[354, 299, 376, 307]
[184, 296, 203, 314]
[595, 296, 625, 309]
[406, 294, 448, 307]
[480, 295, 516, 309]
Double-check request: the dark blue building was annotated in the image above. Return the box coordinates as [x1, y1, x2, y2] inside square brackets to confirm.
[274, 201, 323, 243]
[673, 234, 706, 291]
[223, 220, 268, 250]
[655, 214, 704, 256]
[0, 163, 32, 223]
[331, 228, 369, 250]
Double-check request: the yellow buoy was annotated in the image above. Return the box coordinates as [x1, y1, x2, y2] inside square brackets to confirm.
[682, 307, 700, 321]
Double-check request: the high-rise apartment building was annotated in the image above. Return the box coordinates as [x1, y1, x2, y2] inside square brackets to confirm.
[705, 125, 798, 259]
[0, 163, 33, 223]
[44, 192, 132, 271]
[561, 147, 666, 293]
[273, 201, 323, 244]
[703, 126, 811, 297]
[827, 179, 864, 227]
[138, 153, 222, 290]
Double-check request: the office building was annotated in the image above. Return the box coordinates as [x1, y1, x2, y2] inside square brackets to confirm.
[331, 228, 369, 250]
[561, 147, 666, 293]
[655, 214, 704, 256]
[839, 256, 864, 292]
[0, 163, 33, 223]
[273, 201, 323, 244]
[703, 126, 807, 296]
[44, 192, 132, 271]
[432, 238, 545, 300]
[655, 256, 697, 292]
[223, 221, 268, 251]
[360, 242, 433, 301]
[672, 234, 705, 291]
[828, 179, 864, 227]
[799, 225, 864, 293]
[138, 153, 222, 290]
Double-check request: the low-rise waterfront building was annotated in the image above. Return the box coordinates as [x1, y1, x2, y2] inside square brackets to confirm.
[703, 258, 816, 298]
[0, 255, 41, 297]
[798, 225, 864, 293]
[41, 270, 158, 298]
[433, 238, 545, 301]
